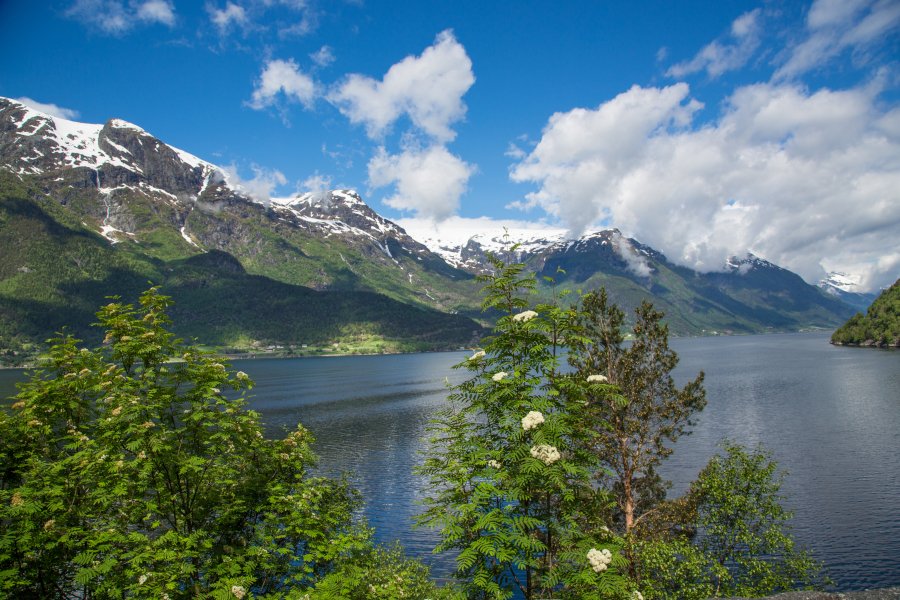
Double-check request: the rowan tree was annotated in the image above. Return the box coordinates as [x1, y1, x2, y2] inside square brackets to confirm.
[0, 288, 457, 600]
[418, 257, 632, 600]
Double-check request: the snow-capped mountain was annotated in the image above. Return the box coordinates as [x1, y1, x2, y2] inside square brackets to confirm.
[1, 98, 222, 197]
[270, 189, 434, 263]
[0, 95, 860, 361]
[818, 272, 876, 311]
[0, 96, 459, 282]
[401, 220, 662, 277]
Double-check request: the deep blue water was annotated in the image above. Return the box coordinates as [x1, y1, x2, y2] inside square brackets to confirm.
[2, 332, 898, 590]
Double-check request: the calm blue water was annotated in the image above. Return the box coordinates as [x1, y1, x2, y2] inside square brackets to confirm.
[2, 333, 898, 590]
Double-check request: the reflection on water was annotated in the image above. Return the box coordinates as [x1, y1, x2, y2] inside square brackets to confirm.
[228, 352, 470, 571]
[1, 334, 897, 589]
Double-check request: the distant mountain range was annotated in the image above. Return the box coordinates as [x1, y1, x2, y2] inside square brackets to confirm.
[0, 97, 860, 364]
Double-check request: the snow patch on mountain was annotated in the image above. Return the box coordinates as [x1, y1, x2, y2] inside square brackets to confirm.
[2, 96, 227, 196]
[819, 271, 862, 294]
[725, 253, 784, 274]
[399, 217, 569, 267]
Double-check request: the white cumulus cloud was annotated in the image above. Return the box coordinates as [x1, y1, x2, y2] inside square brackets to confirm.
[66, 0, 175, 34]
[328, 29, 475, 142]
[220, 164, 287, 205]
[310, 45, 335, 68]
[510, 81, 900, 293]
[775, 0, 900, 80]
[248, 58, 317, 110]
[209, 1, 248, 33]
[135, 0, 175, 26]
[368, 144, 475, 221]
[667, 9, 763, 78]
[15, 97, 80, 120]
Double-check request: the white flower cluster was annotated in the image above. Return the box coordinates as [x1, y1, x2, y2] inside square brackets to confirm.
[587, 547, 613, 573]
[530, 444, 560, 465]
[631, 591, 644, 600]
[587, 374, 608, 383]
[231, 585, 247, 599]
[469, 350, 485, 361]
[512, 310, 538, 322]
[487, 459, 502, 469]
[492, 371, 508, 382]
[521, 410, 545, 431]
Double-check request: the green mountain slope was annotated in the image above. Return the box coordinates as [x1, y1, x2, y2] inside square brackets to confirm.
[831, 279, 900, 347]
[0, 174, 483, 365]
[527, 235, 855, 336]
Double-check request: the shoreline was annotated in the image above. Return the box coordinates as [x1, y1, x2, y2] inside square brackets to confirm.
[0, 328, 843, 370]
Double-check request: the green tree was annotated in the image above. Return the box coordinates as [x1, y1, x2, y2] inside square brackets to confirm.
[568, 290, 706, 538]
[832, 279, 900, 346]
[418, 257, 631, 600]
[0, 288, 453, 599]
[688, 442, 824, 597]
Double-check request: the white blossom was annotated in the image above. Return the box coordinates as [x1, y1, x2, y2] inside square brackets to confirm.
[491, 371, 508, 382]
[631, 592, 644, 600]
[231, 585, 246, 599]
[587, 374, 608, 383]
[521, 411, 545, 431]
[587, 547, 613, 573]
[487, 459, 502, 469]
[511, 310, 538, 322]
[530, 444, 561, 465]
[469, 350, 485, 361]
[138, 573, 149, 585]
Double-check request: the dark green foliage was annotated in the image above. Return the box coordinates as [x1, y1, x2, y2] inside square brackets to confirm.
[421, 261, 825, 599]
[568, 289, 706, 536]
[831, 279, 900, 346]
[688, 443, 825, 597]
[0, 288, 456, 599]
[310, 544, 464, 599]
[418, 256, 631, 600]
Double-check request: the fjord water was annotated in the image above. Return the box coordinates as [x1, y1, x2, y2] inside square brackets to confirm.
[1, 332, 897, 589]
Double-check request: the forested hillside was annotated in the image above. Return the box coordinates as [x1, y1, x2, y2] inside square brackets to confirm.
[831, 280, 900, 347]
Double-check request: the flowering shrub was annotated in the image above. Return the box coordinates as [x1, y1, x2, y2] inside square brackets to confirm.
[419, 257, 628, 600]
[587, 547, 613, 573]
[512, 309, 539, 322]
[521, 410, 545, 431]
[530, 443, 561, 465]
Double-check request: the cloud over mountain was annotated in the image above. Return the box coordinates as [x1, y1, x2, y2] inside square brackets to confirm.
[510, 81, 900, 292]
[368, 143, 475, 222]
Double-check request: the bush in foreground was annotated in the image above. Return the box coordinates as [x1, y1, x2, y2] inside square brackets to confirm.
[0, 288, 456, 599]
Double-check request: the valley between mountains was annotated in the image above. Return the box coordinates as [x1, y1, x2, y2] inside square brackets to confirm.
[0, 97, 861, 365]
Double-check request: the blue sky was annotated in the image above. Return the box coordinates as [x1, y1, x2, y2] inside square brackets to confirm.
[1, 0, 898, 292]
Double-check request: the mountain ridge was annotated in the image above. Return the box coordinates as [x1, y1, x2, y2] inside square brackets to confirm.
[0, 96, 860, 364]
